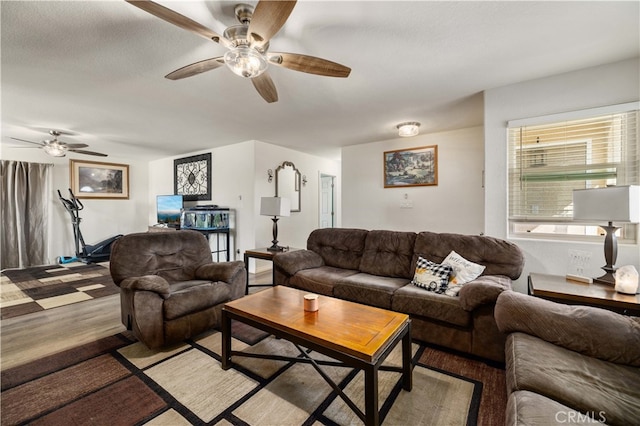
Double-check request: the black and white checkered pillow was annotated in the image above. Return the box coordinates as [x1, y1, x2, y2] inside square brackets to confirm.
[411, 256, 453, 293]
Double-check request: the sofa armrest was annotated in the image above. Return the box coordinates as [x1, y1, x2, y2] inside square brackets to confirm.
[120, 275, 171, 299]
[273, 250, 325, 277]
[458, 275, 512, 311]
[495, 290, 640, 366]
[195, 261, 245, 283]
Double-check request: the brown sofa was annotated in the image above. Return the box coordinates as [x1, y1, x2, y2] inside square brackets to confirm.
[273, 228, 524, 362]
[495, 291, 640, 425]
[110, 230, 246, 349]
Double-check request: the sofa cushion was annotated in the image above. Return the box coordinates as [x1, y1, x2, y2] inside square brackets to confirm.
[163, 281, 231, 320]
[334, 273, 409, 309]
[506, 390, 603, 426]
[289, 266, 359, 296]
[506, 332, 640, 426]
[359, 230, 417, 278]
[306, 228, 368, 270]
[413, 232, 524, 280]
[392, 284, 471, 327]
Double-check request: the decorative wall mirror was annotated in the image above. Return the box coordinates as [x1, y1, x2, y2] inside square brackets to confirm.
[275, 161, 301, 212]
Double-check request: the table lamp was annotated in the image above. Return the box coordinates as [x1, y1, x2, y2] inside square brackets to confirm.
[260, 197, 291, 251]
[572, 185, 640, 285]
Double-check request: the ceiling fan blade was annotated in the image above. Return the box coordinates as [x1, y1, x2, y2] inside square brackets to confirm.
[62, 143, 89, 149]
[10, 137, 43, 146]
[251, 72, 278, 103]
[248, 1, 296, 49]
[68, 149, 108, 157]
[165, 57, 225, 80]
[269, 52, 351, 78]
[126, 0, 230, 47]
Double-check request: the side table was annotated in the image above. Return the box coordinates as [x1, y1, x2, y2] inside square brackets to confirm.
[528, 273, 640, 316]
[243, 247, 301, 294]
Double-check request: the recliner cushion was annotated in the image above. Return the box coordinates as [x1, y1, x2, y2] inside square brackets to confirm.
[506, 332, 640, 426]
[163, 281, 231, 320]
[359, 230, 416, 278]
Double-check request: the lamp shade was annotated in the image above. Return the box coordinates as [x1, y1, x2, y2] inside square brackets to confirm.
[573, 185, 640, 223]
[260, 197, 291, 217]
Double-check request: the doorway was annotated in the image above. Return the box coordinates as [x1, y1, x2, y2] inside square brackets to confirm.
[319, 174, 335, 228]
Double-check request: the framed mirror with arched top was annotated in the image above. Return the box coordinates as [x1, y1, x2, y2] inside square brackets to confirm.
[275, 161, 301, 212]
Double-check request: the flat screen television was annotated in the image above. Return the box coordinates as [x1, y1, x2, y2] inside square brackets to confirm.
[156, 194, 183, 228]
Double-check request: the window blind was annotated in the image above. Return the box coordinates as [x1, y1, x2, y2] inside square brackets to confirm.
[508, 108, 639, 225]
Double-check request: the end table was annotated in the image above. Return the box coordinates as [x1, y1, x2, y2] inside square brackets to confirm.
[243, 247, 301, 294]
[528, 273, 640, 316]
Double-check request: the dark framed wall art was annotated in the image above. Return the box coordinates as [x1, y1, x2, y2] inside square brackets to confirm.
[174, 153, 212, 201]
[70, 159, 130, 199]
[384, 145, 438, 188]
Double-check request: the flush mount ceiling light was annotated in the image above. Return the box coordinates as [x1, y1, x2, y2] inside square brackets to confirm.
[397, 122, 421, 137]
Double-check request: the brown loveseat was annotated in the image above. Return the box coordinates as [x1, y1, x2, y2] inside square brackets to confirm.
[273, 228, 524, 362]
[495, 291, 640, 425]
[110, 230, 246, 349]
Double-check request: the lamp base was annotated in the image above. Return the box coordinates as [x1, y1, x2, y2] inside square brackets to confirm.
[267, 244, 286, 252]
[594, 272, 616, 286]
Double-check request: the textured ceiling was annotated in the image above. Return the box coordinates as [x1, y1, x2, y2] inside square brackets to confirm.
[1, 1, 639, 160]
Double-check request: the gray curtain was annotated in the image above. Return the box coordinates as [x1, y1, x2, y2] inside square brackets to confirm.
[1, 160, 52, 269]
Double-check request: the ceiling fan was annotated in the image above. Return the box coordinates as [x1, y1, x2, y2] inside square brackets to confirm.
[10, 130, 108, 157]
[126, 0, 351, 103]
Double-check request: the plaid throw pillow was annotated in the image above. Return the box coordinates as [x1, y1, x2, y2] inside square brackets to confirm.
[411, 256, 453, 293]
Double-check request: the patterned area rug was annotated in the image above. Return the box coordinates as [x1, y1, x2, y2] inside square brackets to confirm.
[0, 328, 491, 425]
[0, 262, 118, 319]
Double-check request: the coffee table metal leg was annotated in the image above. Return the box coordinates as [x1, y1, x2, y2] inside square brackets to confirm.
[364, 365, 379, 426]
[221, 309, 232, 370]
[402, 322, 412, 391]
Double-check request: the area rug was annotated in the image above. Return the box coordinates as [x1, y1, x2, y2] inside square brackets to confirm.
[0, 262, 118, 319]
[0, 327, 491, 425]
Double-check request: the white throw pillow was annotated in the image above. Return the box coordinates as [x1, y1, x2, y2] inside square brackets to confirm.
[442, 250, 485, 285]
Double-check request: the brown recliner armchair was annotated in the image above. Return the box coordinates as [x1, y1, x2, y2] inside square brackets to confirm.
[109, 230, 246, 349]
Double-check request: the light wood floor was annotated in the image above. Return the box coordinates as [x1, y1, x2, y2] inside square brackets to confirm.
[0, 270, 272, 371]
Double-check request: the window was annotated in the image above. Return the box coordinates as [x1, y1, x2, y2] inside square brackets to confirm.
[508, 103, 639, 242]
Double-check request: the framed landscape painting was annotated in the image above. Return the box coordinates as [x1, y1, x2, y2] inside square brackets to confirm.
[70, 159, 129, 199]
[384, 145, 438, 188]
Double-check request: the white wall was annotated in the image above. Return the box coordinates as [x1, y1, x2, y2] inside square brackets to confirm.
[147, 140, 341, 272]
[254, 141, 341, 251]
[484, 58, 640, 292]
[147, 142, 255, 262]
[342, 126, 485, 234]
[1, 148, 149, 265]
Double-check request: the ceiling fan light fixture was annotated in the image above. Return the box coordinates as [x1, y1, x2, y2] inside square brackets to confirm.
[396, 122, 421, 137]
[43, 142, 67, 157]
[224, 46, 267, 78]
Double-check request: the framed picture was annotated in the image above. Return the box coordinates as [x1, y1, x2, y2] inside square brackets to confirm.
[174, 153, 211, 201]
[384, 145, 438, 188]
[70, 159, 129, 199]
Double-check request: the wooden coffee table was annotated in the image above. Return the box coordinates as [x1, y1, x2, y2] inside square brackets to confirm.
[221, 286, 412, 426]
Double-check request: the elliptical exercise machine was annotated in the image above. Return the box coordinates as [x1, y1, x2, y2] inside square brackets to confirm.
[57, 188, 122, 264]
